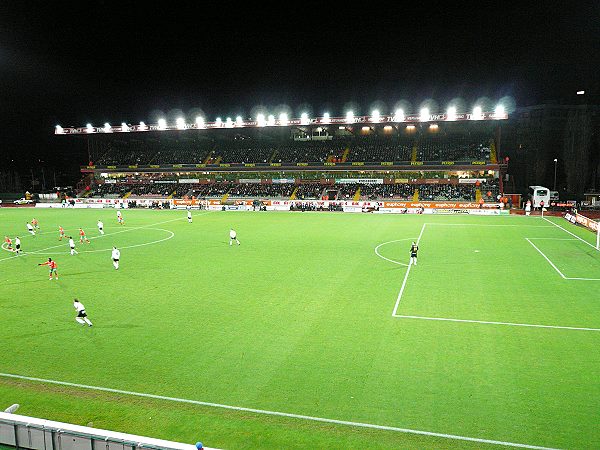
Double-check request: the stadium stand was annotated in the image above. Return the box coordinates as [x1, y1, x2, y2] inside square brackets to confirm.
[94, 126, 495, 166]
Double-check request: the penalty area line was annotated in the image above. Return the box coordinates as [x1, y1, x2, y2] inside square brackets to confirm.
[0, 373, 560, 450]
[392, 315, 600, 332]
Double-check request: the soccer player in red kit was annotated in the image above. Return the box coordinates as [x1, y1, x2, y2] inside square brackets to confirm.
[38, 257, 59, 280]
[4, 236, 13, 251]
[58, 226, 65, 241]
[79, 228, 91, 244]
[32, 218, 40, 230]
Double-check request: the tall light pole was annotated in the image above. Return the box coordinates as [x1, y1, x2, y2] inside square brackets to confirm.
[553, 158, 558, 190]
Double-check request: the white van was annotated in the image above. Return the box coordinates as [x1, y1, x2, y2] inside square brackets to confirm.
[528, 186, 550, 208]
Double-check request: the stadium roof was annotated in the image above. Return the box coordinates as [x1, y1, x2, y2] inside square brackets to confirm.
[56, 111, 507, 135]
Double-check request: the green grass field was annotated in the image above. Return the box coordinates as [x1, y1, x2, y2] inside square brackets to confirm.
[1, 208, 599, 449]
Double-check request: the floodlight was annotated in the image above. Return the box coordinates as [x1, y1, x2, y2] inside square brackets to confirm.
[139, 121, 148, 130]
[362, 126, 370, 131]
[236, 116, 243, 126]
[371, 110, 380, 123]
[267, 114, 275, 126]
[420, 108, 429, 122]
[322, 112, 331, 124]
[55, 125, 64, 134]
[86, 123, 93, 133]
[158, 118, 167, 129]
[176, 117, 186, 130]
[225, 117, 233, 128]
[300, 112, 309, 125]
[279, 113, 288, 126]
[394, 109, 405, 122]
[494, 104, 505, 117]
[346, 111, 354, 123]
[447, 106, 457, 121]
[215, 117, 223, 127]
[103, 123, 112, 132]
[577, 90, 585, 95]
[429, 124, 439, 130]
[472, 106, 482, 120]
[121, 122, 129, 132]
[256, 113, 266, 127]
[195, 116, 205, 128]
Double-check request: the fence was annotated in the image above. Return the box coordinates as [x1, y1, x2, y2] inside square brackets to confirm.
[0, 413, 217, 450]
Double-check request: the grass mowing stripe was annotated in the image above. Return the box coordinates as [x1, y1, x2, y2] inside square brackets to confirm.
[0, 373, 561, 450]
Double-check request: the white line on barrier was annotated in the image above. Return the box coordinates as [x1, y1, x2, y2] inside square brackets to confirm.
[392, 315, 600, 332]
[0, 372, 560, 450]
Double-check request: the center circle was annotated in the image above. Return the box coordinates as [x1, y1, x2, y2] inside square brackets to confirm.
[374, 238, 417, 266]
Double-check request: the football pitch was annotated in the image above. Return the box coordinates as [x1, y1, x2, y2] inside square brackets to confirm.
[1, 208, 599, 449]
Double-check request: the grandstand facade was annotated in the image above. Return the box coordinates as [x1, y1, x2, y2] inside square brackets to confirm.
[67, 116, 507, 204]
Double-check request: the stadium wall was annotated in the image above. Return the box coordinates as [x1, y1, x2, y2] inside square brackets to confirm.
[35, 198, 508, 214]
[0, 412, 217, 450]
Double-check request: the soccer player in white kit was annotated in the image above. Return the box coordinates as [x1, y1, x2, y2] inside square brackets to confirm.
[97, 220, 104, 235]
[229, 229, 240, 246]
[111, 246, 120, 269]
[68, 236, 78, 255]
[117, 210, 124, 225]
[26, 223, 35, 236]
[187, 206, 192, 223]
[14, 237, 21, 255]
[73, 299, 93, 326]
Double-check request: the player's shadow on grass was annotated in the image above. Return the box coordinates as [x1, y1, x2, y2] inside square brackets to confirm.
[4, 327, 75, 340]
[99, 323, 142, 330]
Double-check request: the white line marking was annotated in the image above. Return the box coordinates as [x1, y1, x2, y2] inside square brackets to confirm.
[393, 315, 600, 332]
[391, 224, 426, 316]
[374, 238, 416, 267]
[525, 238, 600, 281]
[525, 239, 566, 279]
[0, 212, 210, 262]
[525, 238, 578, 241]
[563, 277, 600, 281]
[424, 223, 553, 227]
[542, 217, 598, 250]
[35, 228, 175, 255]
[0, 372, 560, 450]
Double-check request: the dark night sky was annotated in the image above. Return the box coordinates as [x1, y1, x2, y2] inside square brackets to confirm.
[0, 1, 599, 178]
